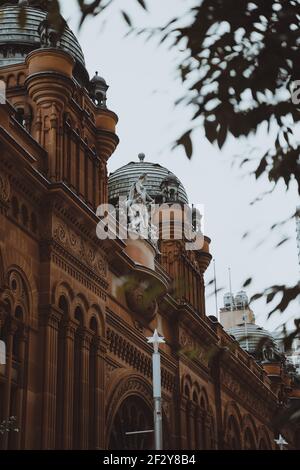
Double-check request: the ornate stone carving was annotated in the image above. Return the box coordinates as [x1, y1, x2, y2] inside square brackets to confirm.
[107, 376, 153, 428]
[106, 327, 175, 393]
[53, 218, 107, 278]
[0, 171, 10, 203]
[220, 369, 271, 421]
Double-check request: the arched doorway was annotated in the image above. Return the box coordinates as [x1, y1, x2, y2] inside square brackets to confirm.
[108, 395, 153, 450]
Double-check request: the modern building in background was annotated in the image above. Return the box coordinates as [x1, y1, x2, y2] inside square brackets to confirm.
[271, 206, 300, 375]
[0, 1, 299, 450]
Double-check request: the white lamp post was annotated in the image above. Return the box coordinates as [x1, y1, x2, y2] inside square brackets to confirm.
[274, 434, 288, 450]
[147, 329, 165, 450]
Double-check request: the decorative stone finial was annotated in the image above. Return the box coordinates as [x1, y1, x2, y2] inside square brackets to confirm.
[138, 153, 145, 162]
[90, 71, 108, 108]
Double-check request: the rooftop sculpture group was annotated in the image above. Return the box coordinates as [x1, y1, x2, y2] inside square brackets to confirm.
[126, 173, 158, 244]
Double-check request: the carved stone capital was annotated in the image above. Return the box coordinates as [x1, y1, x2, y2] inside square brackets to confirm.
[63, 320, 77, 339]
[39, 305, 63, 329]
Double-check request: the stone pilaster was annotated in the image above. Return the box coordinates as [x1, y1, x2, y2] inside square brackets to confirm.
[40, 306, 62, 449]
[188, 402, 196, 450]
[13, 325, 29, 450]
[2, 319, 18, 450]
[179, 397, 188, 450]
[79, 328, 92, 449]
[62, 320, 76, 449]
[94, 337, 107, 449]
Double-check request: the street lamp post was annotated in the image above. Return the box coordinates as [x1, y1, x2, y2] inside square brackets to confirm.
[274, 434, 288, 450]
[147, 329, 165, 451]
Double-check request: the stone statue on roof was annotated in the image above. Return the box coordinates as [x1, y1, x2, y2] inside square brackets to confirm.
[126, 173, 158, 243]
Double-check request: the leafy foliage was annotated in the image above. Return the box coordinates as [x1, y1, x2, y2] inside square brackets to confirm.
[156, 0, 300, 194]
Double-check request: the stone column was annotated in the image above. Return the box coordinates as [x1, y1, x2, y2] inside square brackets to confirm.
[205, 415, 211, 449]
[195, 407, 203, 450]
[62, 320, 76, 449]
[179, 397, 188, 450]
[40, 307, 62, 449]
[94, 337, 107, 449]
[2, 319, 18, 450]
[13, 325, 28, 450]
[79, 328, 92, 449]
[188, 402, 196, 450]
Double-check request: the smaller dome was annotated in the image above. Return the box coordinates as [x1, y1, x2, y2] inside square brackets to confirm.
[161, 173, 180, 186]
[235, 290, 249, 308]
[89, 71, 109, 108]
[91, 71, 107, 85]
[108, 155, 189, 205]
[228, 323, 279, 360]
[0, 4, 89, 85]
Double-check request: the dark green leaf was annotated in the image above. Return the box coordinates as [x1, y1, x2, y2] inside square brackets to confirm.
[243, 278, 252, 288]
[217, 124, 227, 149]
[137, 0, 147, 10]
[177, 131, 193, 159]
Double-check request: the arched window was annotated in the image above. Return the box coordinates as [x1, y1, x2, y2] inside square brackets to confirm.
[227, 415, 241, 450]
[14, 306, 23, 321]
[73, 307, 84, 449]
[12, 306, 24, 361]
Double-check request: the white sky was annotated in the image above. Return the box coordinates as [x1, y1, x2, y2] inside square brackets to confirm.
[61, 0, 299, 333]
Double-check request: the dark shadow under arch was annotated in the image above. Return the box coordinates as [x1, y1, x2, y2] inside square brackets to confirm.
[108, 395, 153, 450]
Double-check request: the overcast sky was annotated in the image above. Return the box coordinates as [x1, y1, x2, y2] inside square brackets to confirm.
[61, 0, 299, 333]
